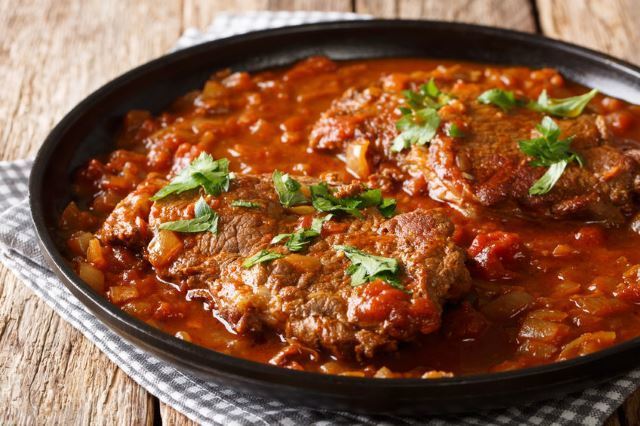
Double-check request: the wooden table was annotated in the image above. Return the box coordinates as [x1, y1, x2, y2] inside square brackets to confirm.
[1, 0, 638, 424]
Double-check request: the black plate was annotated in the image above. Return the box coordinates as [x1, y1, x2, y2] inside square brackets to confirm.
[29, 20, 640, 414]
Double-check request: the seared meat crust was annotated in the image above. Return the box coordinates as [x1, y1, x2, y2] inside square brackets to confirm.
[144, 174, 471, 359]
[97, 174, 166, 246]
[309, 73, 640, 225]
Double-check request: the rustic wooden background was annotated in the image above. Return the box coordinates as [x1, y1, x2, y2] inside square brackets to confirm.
[1, 0, 638, 424]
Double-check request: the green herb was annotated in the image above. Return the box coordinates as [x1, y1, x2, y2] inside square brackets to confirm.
[272, 170, 308, 207]
[401, 78, 453, 110]
[518, 116, 583, 195]
[242, 250, 284, 268]
[477, 88, 520, 112]
[231, 200, 261, 208]
[151, 153, 231, 201]
[528, 160, 570, 195]
[311, 183, 363, 218]
[271, 215, 332, 252]
[392, 108, 441, 152]
[445, 122, 465, 138]
[528, 89, 598, 118]
[309, 185, 395, 219]
[392, 79, 451, 152]
[159, 197, 219, 233]
[378, 198, 397, 218]
[333, 245, 404, 290]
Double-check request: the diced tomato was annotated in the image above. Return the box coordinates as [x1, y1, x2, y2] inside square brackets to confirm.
[322, 220, 349, 236]
[574, 226, 605, 247]
[607, 110, 635, 135]
[615, 265, 640, 303]
[283, 56, 337, 81]
[350, 280, 410, 323]
[348, 281, 439, 336]
[443, 302, 489, 340]
[467, 231, 524, 280]
[154, 301, 186, 320]
[298, 214, 314, 230]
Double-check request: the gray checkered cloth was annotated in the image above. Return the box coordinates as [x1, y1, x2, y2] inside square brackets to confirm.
[1, 12, 639, 425]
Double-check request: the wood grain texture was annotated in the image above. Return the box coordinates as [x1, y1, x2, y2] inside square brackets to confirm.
[357, 0, 536, 30]
[537, 0, 640, 64]
[1, 0, 639, 424]
[0, 0, 180, 424]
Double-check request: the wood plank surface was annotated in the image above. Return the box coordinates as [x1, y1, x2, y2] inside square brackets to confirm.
[537, 0, 640, 64]
[1, 0, 639, 424]
[358, 0, 536, 30]
[0, 1, 181, 424]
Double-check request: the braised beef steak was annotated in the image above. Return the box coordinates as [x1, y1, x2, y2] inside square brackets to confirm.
[309, 72, 640, 224]
[138, 174, 471, 359]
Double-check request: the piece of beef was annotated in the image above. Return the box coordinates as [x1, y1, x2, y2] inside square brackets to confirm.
[97, 174, 166, 246]
[146, 174, 471, 359]
[309, 73, 640, 225]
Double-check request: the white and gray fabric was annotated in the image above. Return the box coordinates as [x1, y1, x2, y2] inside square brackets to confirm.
[1, 12, 639, 426]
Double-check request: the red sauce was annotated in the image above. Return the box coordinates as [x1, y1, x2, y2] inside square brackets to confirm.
[58, 57, 640, 378]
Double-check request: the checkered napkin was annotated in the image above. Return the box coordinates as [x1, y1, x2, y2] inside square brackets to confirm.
[2, 11, 639, 425]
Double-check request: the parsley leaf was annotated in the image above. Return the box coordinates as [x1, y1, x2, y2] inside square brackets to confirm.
[392, 108, 441, 152]
[272, 171, 308, 207]
[518, 116, 583, 195]
[402, 78, 453, 110]
[392, 79, 450, 153]
[528, 89, 598, 118]
[242, 250, 284, 268]
[159, 197, 219, 233]
[151, 153, 231, 201]
[309, 185, 395, 219]
[477, 88, 520, 112]
[445, 122, 465, 138]
[231, 200, 260, 208]
[333, 245, 404, 290]
[528, 160, 569, 195]
[271, 215, 332, 252]
[378, 198, 397, 218]
[311, 183, 363, 218]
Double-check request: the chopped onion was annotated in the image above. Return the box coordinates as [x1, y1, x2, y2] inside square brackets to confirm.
[78, 262, 104, 292]
[345, 138, 370, 179]
[148, 230, 183, 267]
[108, 285, 139, 304]
[86, 238, 107, 269]
[284, 254, 321, 272]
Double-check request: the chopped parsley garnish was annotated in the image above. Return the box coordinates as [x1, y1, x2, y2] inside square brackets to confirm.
[271, 215, 332, 252]
[242, 250, 284, 268]
[445, 122, 465, 138]
[378, 197, 397, 219]
[159, 197, 219, 233]
[477, 88, 520, 112]
[270, 172, 396, 219]
[231, 200, 261, 208]
[392, 108, 441, 152]
[392, 78, 449, 152]
[478, 87, 597, 118]
[311, 184, 364, 217]
[528, 89, 598, 118]
[310, 184, 395, 219]
[518, 116, 583, 195]
[151, 153, 232, 201]
[333, 245, 404, 290]
[272, 170, 308, 207]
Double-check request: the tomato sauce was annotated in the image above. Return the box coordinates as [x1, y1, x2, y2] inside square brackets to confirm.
[58, 57, 640, 378]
